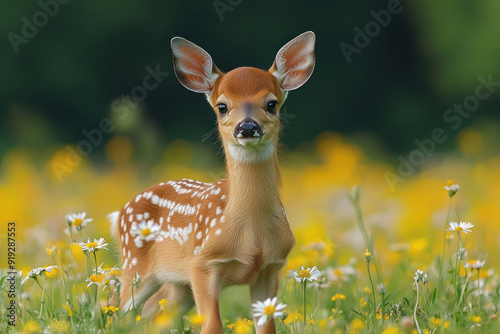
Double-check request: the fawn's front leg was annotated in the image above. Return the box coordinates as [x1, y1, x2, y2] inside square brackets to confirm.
[190, 266, 223, 334]
[250, 265, 281, 334]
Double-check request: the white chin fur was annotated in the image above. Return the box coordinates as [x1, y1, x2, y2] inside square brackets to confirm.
[227, 141, 274, 163]
[236, 137, 261, 146]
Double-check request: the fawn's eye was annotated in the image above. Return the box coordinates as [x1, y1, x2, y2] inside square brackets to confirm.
[217, 103, 228, 115]
[267, 101, 278, 114]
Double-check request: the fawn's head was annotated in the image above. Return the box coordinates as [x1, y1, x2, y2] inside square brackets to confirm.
[171, 32, 315, 163]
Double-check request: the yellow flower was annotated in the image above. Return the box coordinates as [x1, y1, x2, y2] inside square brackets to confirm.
[158, 298, 168, 308]
[136, 315, 142, 322]
[430, 317, 442, 327]
[359, 298, 367, 307]
[364, 249, 372, 263]
[23, 321, 40, 333]
[63, 303, 73, 317]
[49, 319, 70, 333]
[153, 312, 173, 329]
[86, 273, 106, 287]
[102, 305, 119, 315]
[283, 310, 302, 325]
[227, 318, 253, 334]
[382, 327, 399, 334]
[350, 318, 364, 330]
[364, 286, 372, 294]
[189, 313, 205, 326]
[71, 243, 85, 262]
[44, 266, 60, 278]
[331, 293, 346, 302]
[471, 315, 481, 324]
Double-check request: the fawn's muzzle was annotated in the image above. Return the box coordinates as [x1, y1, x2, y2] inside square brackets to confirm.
[234, 118, 263, 139]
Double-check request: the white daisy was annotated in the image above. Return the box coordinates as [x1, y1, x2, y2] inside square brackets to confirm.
[66, 212, 93, 232]
[447, 221, 474, 234]
[465, 260, 485, 270]
[21, 265, 58, 285]
[288, 266, 321, 283]
[252, 297, 286, 327]
[130, 219, 161, 248]
[444, 180, 460, 197]
[79, 238, 109, 252]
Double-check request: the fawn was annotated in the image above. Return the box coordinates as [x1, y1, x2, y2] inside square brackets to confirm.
[109, 31, 315, 333]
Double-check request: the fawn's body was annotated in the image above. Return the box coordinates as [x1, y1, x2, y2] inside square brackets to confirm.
[110, 32, 315, 333]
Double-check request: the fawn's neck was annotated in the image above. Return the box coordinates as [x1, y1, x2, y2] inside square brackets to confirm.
[223, 143, 282, 225]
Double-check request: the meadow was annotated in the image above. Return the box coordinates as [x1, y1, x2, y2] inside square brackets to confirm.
[1, 127, 499, 333]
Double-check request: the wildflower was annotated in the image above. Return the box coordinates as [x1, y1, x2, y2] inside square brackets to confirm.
[63, 303, 73, 317]
[444, 180, 460, 197]
[288, 266, 321, 283]
[326, 262, 358, 283]
[227, 318, 253, 334]
[158, 298, 168, 311]
[444, 320, 450, 329]
[364, 249, 372, 263]
[414, 269, 425, 283]
[23, 320, 40, 333]
[377, 283, 387, 294]
[359, 298, 367, 307]
[381, 327, 399, 334]
[71, 243, 85, 261]
[130, 219, 161, 248]
[86, 272, 106, 287]
[350, 318, 364, 331]
[465, 260, 485, 270]
[471, 315, 481, 324]
[44, 266, 60, 278]
[401, 316, 413, 327]
[66, 212, 93, 232]
[447, 221, 474, 234]
[331, 293, 346, 302]
[102, 305, 119, 315]
[136, 315, 142, 322]
[283, 310, 302, 325]
[430, 317, 442, 327]
[364, 286, 372, 294]
[47, 319, 70, 333]
[189, 313, 205, 326]
[21, 265, 58, 285]
[79, 238, 108, 252]
[376, 308, 389, 320]
[153, 311, 173, 329]
[252, 297, 286, 327]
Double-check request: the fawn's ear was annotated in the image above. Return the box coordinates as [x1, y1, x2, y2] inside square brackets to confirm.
[171, 37, 222, 93]
[270, 31, 316, 91]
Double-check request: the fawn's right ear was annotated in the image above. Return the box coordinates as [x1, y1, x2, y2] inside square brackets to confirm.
[171, 37, 222, 94]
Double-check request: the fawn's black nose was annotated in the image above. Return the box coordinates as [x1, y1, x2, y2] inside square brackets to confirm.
[234, 118, 263, 138]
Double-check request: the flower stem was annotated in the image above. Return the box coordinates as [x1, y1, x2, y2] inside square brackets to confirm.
[438, 198, 452, 293]
[303, 280, 307, 327]
[414, 281, 421, 334]
[477, 268, 481, 312]
[367, 262, 376, 327]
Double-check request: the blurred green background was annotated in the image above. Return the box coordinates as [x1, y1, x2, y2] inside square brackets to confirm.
[2, 0, 499, 164]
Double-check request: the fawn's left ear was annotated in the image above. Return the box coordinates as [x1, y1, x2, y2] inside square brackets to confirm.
[171, 37, 222, 94]
[270, 31, 316, 91]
